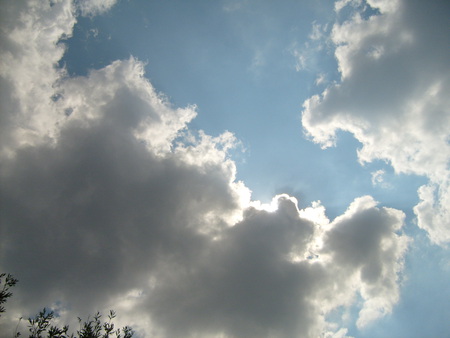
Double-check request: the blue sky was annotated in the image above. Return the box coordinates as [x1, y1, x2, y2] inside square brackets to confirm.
[61, 0, 426, 215]
[1, 0, 449, 337]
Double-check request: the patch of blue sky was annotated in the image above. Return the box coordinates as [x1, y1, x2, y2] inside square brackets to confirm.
[60, 1, 342, 207]
[60, 0, 430, 225]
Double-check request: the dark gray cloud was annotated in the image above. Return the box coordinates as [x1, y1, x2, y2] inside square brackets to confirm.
[0, 1, 409, 337]
[146, 198, 318, 337]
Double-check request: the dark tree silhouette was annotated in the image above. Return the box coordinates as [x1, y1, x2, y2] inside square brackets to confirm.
[1, 273, 134, 338]
[0, 273, 18, 317]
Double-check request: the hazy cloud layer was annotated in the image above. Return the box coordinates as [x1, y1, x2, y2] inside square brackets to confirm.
[1, 1, 409, 337]
[302, 0, 450, 245]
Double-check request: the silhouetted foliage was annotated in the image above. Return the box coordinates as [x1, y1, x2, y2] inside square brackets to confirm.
[27, 308, 134, 338]
[0, 273, 18, 317]
[1, 273, 134, 338]
[27, 308, 68, 338]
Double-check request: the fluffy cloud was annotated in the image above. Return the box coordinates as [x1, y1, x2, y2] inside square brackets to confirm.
[142, 195, 408, 337]
[1, 1, 409, 337]
[302, 0, 450, 245]
[0, 0, 75, 156]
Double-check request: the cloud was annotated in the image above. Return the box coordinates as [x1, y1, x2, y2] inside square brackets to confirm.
[141, 195, 408, 337]
[291, 21, 330, 75]
[371, 169, 392, 189]
[1, 1, 410, 337]
[302, 0, 450, 245]
[0, 0, 75, 156]
[75, 0, 117, 16]
[321, 196, 408, 328]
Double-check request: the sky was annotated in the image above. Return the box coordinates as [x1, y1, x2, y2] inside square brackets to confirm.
[0, 0, 449, 337]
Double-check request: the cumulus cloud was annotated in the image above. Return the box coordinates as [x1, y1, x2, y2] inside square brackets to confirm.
[142, 195, 408, 337]
[302, 0, 450, 245]
[0, 0, 75, 156]
[1, 1, 410, 337]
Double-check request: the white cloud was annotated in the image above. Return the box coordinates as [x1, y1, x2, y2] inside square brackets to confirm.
[371, 169, 392, 189]
[302, 0, 450, 245]
[334, 0, 362, 13]
[292, 43, 321, 73]
[309, 21, 327, 41]
[0, 1, 410, 337]
[315, 73, 327, 86]
[75, 0, 117, 16]
[291, 21, 330, 75]
[0, 0, 75, 157]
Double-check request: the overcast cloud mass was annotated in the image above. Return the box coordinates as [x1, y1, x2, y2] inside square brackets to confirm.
[0, 0, 448, 337]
